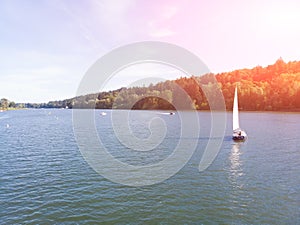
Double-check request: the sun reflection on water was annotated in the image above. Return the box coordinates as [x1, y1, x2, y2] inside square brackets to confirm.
[229, 143, 244, 186]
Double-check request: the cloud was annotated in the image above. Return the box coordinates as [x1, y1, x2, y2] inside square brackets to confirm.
[55, 0, 137, 47]
[1, 0, 299, 103]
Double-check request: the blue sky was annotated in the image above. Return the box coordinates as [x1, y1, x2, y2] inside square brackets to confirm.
[0, 0, 299, 102]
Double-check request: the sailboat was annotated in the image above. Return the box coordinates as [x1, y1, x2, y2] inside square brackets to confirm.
[232, 85, 247, 141]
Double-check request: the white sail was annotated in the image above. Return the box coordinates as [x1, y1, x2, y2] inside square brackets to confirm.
[233, 86, 240, 131]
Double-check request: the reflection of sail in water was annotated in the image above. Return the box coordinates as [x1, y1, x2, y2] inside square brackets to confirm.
[229, 143, 244, 183]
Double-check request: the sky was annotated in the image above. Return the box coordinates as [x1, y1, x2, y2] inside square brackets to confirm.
[0, 0, 299, 103]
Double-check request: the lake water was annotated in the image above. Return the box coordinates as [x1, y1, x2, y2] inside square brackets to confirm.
[1, 109, 300, 224]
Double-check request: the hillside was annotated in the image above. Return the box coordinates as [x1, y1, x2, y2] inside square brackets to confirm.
[13, 58, 300, 111]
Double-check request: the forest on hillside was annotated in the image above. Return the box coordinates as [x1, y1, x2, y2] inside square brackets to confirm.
[6, 58, 300, 111]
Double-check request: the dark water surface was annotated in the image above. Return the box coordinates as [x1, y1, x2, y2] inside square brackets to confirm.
[1, 109, 299, 224]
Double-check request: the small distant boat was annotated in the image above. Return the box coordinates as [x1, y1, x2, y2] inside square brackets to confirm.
[169, 112, 175, 115]
[232, 85, 247, 141]
[100, 112, 107, 116]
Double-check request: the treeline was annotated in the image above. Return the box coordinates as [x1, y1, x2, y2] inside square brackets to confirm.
[0, 98, 24, 110]
[16, 58, 300, 111]
[217, 58, 300, 111]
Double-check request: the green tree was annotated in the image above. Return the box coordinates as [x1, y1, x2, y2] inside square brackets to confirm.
[0, 98, 9, 109]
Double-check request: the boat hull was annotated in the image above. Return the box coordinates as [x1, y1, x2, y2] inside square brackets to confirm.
[232, 129, 247, 141]
[232, 135, 246, 141]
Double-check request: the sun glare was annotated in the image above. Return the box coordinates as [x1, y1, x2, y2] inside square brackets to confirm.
[264, 2, 299, 29]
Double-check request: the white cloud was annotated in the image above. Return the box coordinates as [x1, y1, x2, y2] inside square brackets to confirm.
[78, 0, 137, 45]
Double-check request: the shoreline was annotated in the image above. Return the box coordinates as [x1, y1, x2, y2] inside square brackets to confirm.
[0, 107, 27, 112]
[3, 108, 300, 113]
